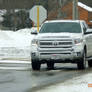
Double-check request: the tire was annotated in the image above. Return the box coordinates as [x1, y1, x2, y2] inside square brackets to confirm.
[31, 60, 41, 70]
[77, 51, 86, 70]
[47, 62, 54, 70]
[88, 60, 92, 67]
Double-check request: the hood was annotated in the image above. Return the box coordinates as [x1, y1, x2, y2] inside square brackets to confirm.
[35, 33, 83, 40]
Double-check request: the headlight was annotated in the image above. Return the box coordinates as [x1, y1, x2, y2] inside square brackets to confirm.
[31, 39, 38, 45]
[74, 38, 83, 44]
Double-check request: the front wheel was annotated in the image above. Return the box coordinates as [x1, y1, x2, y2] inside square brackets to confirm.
[47, 62, 54, 70]
[77, 51, 86, 70]
[88, 60, 92, 67]
[31, 60, 41, 70]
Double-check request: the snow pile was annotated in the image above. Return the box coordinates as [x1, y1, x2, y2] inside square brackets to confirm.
[0, 30, 35, 47]
[17, 27, 37, 34]
[0, 10, 6, 16]
[0, 28, 35, 60]
[0, 31, 15, 47]
[37, 73, 92, 92]
[0, 10, 6, 22]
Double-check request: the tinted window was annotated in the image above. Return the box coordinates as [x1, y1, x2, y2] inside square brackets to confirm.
[39, 22, 82, 33]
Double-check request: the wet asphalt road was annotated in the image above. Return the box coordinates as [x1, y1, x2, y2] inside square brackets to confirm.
[0, 61, 92, 92]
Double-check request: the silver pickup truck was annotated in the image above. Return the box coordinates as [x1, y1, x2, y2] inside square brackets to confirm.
[31, 20, 92, 70]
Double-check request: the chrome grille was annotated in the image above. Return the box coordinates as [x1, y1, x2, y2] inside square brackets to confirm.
[38, 36, 73, 56]
[39, 39, 73, 48]
[59, 42, 72, 45]
[40, 42, 52, 45]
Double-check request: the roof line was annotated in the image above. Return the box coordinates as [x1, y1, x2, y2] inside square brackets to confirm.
[78, 2, 92, 12]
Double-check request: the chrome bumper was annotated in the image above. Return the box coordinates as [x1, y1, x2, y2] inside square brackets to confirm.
[31, 48, 83, 61]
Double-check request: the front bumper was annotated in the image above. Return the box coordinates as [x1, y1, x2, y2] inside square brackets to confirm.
[31, 48, 83, 63]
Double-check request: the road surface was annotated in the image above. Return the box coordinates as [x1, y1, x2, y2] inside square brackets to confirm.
[0, 60, 92, 92]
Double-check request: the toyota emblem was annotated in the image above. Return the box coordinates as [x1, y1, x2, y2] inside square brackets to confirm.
[53, 41, 58, 46]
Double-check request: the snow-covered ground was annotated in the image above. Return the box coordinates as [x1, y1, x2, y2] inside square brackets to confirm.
[37, 73, 92, 92]
[0, 28, 36, 60]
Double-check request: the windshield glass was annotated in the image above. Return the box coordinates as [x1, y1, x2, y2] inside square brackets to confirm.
[39, 22, 82, 33]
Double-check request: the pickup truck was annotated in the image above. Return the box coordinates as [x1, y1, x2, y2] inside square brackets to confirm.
[31, 20, 92, 70]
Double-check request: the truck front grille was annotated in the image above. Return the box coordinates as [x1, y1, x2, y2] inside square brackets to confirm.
[39, 39, 73, 48]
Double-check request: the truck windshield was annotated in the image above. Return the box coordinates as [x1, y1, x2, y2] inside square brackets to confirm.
[39, 22, 82, 33]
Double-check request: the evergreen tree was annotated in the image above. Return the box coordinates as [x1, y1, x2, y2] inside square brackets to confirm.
[2, 10, 32, 31]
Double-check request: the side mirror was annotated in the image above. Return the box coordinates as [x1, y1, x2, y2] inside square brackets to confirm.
[85, 29, 92, 34]
[31, 30, 38, 35]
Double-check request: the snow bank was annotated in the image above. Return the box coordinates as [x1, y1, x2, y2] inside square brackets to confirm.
[37, 73, 92, 92]
[0, 10, 6, 16]
[0, 30, 34, 47]
[17, 27, 37, 34]
[0, 10, 6, 22]
[0, 28, 35, 60]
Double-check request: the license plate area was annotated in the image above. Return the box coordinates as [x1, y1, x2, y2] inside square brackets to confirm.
[51, 54, 60, 60]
